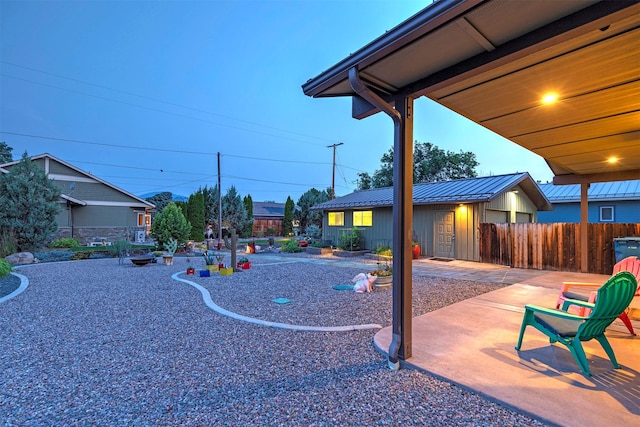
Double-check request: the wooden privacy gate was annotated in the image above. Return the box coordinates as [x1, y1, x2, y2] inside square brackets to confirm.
[479, 223, 640, 274]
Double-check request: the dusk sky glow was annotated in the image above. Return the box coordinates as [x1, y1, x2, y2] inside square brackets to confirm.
[1, 0, 554, 203]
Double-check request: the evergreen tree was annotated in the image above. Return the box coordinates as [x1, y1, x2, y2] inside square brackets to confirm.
[187, 190, 205, 241]
[221, 186, 248, 236]
[201, 185, 219, 235]
[0, 151, 61, 251]
[145, 192, 173, 218]
[0, 142, 13, 163]
[150, 201, 191, 248]
[283, 196, 295, 237]
[242, 194, 254, 238]
[295, 188, 330, 233]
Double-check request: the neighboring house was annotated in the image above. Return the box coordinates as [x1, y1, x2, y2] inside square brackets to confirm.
[0, 153, 155, 245]
[252, 202, 285, 237]
[313, 172, 551, 262]
[538, 180, 640, 223]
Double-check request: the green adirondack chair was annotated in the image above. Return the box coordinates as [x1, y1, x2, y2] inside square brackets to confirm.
[515, 271, 637, 376]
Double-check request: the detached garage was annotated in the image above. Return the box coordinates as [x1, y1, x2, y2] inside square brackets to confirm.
[314, 172, 551, 261]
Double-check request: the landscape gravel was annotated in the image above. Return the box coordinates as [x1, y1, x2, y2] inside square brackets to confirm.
[1, 253, 549, 426]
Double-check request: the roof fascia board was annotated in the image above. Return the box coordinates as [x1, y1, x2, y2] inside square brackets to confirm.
[302, 0, 478, 98]
[553, 169, 640, 185]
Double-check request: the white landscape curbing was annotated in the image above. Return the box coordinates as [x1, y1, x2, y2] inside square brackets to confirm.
[0, 272, 29, 303]
[172, 272, 383, 331]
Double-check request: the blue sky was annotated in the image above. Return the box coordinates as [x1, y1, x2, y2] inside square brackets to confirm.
[1, 0, 554, 203]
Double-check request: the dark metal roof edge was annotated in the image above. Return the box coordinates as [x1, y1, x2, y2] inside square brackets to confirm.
[301, 0, 478, 97]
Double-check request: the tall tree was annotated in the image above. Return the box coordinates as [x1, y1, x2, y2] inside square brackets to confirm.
[221, 186, 249, 236]
[201, 185, 219, 233]
[357, 141, 479, 190]
[150, 201, 191, 248]
[187, 190, 205, 241]
[0, 142, 13, 163]
[355, 172, 372, 190]
[0, 151, 61, 251]
[283, 196, 295, 237]
[242, 194, 254, 238]
[295, 188, 330, 232]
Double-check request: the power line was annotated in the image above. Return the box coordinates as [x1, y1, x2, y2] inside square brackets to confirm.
[1, 131, 343, 168]
[1, 60, 341, 145]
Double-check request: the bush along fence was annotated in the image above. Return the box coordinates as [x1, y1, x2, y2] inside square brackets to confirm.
[479, 222, 640, 275]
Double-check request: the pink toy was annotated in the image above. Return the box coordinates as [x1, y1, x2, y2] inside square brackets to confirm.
[352, 273, 377, 293]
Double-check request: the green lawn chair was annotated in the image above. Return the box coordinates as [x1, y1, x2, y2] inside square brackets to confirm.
[515, 271, 637, 376]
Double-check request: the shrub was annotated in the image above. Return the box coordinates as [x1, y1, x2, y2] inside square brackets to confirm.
[70, 251, 92, 260]
[150, 202, 191, 249]
[49, 237, 80, 248]
[266, 228, 276, 236]
[304, 224, 322, 245]
[0, 258, 12, 277]
[338, 227, 360, 251]
[34, 250, 73, 263]
[374, 244, 392, 257]
[280, 239, 301, 253]
[0, 230, 16, 258]
[109, 239, 131, 259]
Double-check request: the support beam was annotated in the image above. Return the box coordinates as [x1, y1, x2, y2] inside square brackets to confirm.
[392, 96, 414, 363]
[580, 183, 589, 273]
[348, 67, 413, 369]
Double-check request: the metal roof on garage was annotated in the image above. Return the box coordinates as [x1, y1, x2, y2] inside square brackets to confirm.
[252, 202, 285, 218]
[539, 180, 640, 203]
[314, 172, 551, 210]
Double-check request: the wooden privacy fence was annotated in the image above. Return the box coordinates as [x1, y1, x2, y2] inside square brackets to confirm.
[479, 223, 640, 274]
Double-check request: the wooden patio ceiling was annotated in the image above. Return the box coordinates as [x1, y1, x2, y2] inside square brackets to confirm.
[302, 0, 640, 185]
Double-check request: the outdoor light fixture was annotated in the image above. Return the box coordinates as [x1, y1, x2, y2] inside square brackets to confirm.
[541, 92, 558, 104]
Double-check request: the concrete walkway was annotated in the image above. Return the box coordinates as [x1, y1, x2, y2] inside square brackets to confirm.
[374, 263, 640, 426]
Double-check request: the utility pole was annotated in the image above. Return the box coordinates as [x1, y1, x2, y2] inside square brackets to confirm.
[217, 152, 222, 249]
[327, 142, 344, 199]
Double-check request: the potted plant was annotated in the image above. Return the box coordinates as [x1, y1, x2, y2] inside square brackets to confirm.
[203, 250, 218, 272]
[216, 253, 225, 269]
[237, 256, 250, 269]
[412, 241, 421, 259]
[163, 238, 178, 266]
[370, 262, 392, 287]
[186, 266, 195, 275]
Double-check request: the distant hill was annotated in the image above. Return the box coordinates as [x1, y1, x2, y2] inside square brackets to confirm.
[139, 191, 188, 202]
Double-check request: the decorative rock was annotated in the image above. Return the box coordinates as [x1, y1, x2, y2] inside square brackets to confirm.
[5, 251, 35, 265]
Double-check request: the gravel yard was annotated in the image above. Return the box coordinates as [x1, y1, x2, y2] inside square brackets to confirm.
[1, 253, 549, 426]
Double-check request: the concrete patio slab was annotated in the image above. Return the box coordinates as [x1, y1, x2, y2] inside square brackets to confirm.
[374, 271, 640, 426]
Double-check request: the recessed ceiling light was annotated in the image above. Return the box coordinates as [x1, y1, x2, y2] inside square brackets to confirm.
[608, 156, 618, 164]
[541, 93, 558, 104]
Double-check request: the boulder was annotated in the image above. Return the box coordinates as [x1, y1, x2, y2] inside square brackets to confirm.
[5, 252, 35, 265]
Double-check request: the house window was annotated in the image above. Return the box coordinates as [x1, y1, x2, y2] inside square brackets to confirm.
[600, 206, 614, 222]
[353, 210, 372, 227]
[328, 212, 344, 226]
[137, 213, 144, 226]
[145, 214, 151, 226]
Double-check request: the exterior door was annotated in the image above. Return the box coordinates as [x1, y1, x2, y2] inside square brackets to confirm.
[435, 211, 455, 259]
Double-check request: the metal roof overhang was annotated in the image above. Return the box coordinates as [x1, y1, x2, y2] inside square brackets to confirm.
[302, 0, 640, 185]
